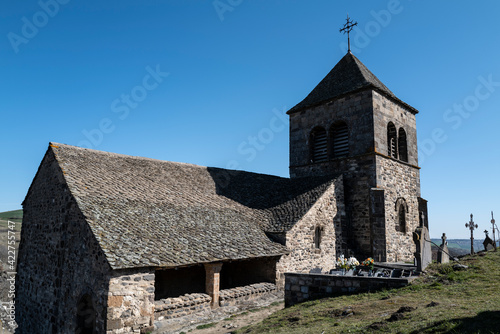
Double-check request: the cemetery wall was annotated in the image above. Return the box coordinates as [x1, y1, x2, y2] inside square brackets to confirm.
[284, 272, 414, 307]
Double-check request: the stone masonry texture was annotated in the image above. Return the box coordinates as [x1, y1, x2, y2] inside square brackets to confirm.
[275, 177, 344, 288]
[284, 272, 414, 307]
[16, 149, 110, 333]
[289, 87, 423, 261]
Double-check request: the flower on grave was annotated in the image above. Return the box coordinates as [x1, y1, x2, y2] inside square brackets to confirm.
[336, 255, 348, 269]
[362, 257, 375, 270]
[336, 255, 359, 270]
[348, 257, 360, 269]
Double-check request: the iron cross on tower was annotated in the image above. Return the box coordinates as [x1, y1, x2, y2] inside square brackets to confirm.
[339, 14, 358, 53]
[465, 213, 478, 254]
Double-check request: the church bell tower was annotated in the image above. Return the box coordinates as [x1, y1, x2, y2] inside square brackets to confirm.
[287, 47, 428, 262]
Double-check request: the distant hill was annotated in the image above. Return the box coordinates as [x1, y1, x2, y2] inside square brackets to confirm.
[0, 209, 22, 226]
[431, 238, 498, 257]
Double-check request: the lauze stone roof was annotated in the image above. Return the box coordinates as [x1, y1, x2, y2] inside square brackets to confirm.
[47, 143, 336, 270]
[287, 52, 418, 114]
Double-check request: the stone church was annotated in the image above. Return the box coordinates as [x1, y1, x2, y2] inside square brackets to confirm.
[15, 51, 428, 333]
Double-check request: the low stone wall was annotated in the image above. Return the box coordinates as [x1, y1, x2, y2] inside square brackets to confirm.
[154, 284, 283, 333]
[219, 283, 277, 307]
[285, 273, 414, 307]
[154, 293, 212, 321]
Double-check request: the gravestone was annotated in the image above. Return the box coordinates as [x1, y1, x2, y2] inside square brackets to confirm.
[437, 233, 450, 264]
[329, 269, 343, 275]
[413, 213, 432, 272]
[391, 269, 403, 278]
[309, 267, 323, 274]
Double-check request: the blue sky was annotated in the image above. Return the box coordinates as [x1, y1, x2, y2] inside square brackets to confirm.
[1, 1, 500, 239]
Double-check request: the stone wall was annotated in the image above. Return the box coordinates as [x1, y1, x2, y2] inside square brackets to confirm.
[153, 284, 283, 333]
[376, 156, 420, 262]
[16, 148, 110, 333]
[284, 272, 414, 307]
[154, 293, 212, 321]
[275, 177, 344, 288]
[370, 187, 387, 261]
[153, 283, 278, 323]
[289, 89, 375, 171]
[372, 90, 418, 166]
[107, 270, 155, 334]
[219, 283, 277, 307]
[16, 148, 158, 334]
[371, 92, 421, 262]
[288, 154, 377, 257]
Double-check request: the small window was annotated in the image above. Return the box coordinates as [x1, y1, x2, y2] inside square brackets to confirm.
[331, 121, 349, 158]
[314, 226, 322, 249]
[395, 198, 408, 233]
[398, 205, 406, 233]
[310, 127, 328, 162]
[398, 128, 408, 162]
[387, 122, 397, 159]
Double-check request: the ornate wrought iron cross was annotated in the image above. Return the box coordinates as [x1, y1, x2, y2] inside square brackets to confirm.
[339, 14, 358, 53]
[465, 213, 478, 254]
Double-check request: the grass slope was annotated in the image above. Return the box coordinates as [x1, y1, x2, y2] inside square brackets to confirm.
[237, 251, 500, 334]
[0, 209, 22, 222]
[0, 209, 22, 231]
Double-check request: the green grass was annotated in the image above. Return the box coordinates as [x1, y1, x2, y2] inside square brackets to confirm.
[195, 322, 217, 330]
[0, 209, 23, 221]
[0, 209, 23, 231]
[236, 250, 500, 334]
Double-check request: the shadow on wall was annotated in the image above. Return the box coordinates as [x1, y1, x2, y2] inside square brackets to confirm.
[207, 166, 338, 210]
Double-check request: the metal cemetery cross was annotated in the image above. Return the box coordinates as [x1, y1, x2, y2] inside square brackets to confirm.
[339, 14, 358, 53]
[491, 211, 497, 250]
[465, 213, 478, 254]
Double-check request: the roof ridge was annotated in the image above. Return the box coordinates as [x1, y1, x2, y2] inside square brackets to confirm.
[50, 142, 208, 170]
[49, 141, 291, 181]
